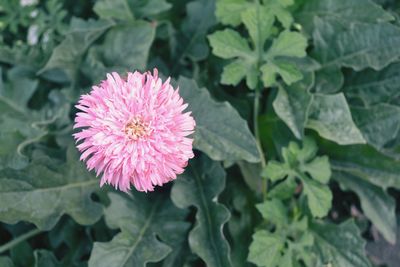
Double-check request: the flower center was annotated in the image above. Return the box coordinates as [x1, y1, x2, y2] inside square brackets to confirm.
[124, 117, 150, 140]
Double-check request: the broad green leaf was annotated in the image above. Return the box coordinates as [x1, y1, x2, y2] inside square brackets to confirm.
[318, 140, 400, 190]
[0, 146, 103, 230]
[248, 230, 284, 267]
[176, 0, 216, 62]
[98, 22, 155, 71]
[93, 0, 134, 21]
[208, 29, 253, 59]
[343, 63, 400, 106]
[256, 199, 287, 225]
[34, 250, 60, 267]
[313, 18, 400, 71]
[0, 257, 14, 267]
[301, 175, 332, 218]
[351, 104, 400, 150]
[297, 0, 394, 33]
[89, 192, 188, 267]
[237, 161, 263, 194]
[313, 66, 344, 94]
[311, 220, 372, 267]
[223, 176, 258, 267]
[307, 93, 366, 145]
[272, 81, 313, 139]
[171, 155, 233, 267]
[268, 177, 296, 200]
[266, 31, 307, 59]
[94, 0, 171, 20]
[178, 77, 260, 162]
[241, 6, 274, 50]
[335, 171, 396, 244]
[216, 0, 249, 26]
[39, 18, 114, 82]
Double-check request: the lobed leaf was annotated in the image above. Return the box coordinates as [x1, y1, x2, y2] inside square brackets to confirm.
[171, 155, 233, 267]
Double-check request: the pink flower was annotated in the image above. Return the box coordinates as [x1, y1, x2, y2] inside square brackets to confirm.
[73, 69, 195, 192]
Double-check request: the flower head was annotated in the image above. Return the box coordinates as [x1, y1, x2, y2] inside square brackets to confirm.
[73, 69, 195, 192]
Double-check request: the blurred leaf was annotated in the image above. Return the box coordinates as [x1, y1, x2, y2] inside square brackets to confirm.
[208, 29, 252, 59]
[266, 31, 307, 59]
[171, 155, 233, 267]
[175, 0, 216, 62]
[94, 0, 171, 20]
[39, 18, 114, 83]
[0, 146, 103, 230]
[313, 18, 400, 71]
[307, 93, 365, 145]
[344, 63, 400, 106]
[237, 161, 263, 194]
[297, 0, 394, 33]
[318, 140, 400, 190]
[0, 257, 14, 267]
[98, 22, 156, 71]
[301, 174, 332, 218]
[34, 250, 61, 267]
[178, 77, 260, 163]
[351, 104, 400, 150]
[272, 79, 313, 139]
[216, 0, 249, 26]
[311, 220, 372, 267]
[89, 192, 188, 267]
[248, 230, 284, 267]
[256, 199, 287, 225]
[335, 171, 396, 244]
[93, 0, 134, 21]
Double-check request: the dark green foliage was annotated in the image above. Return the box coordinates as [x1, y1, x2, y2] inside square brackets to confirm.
[0, 0, 399, 266]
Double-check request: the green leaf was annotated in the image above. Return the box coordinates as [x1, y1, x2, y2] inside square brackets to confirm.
[248, 230, 284, 267]
[241, 6, 274, 50]
[256, 199, 287, 225]
[334, 171, 397, 244]
[176, 0, 216, 62]
[171, 155, 233, 267]
[297, 0, 394, 33]
[343, 63, 400, 106]
[216, 0, 249, 26]
[266, 31, 307, 59]
[311, 220, 372, 267]
[263, 0, 294, 28]
[208, 29, 252, 59]
[221, 60, 248, 86]
[319, 140, 400, 190]
[39, 18, 114, 82]
[94, 0, 171, 20]
[307, 93, 366, 145]
[260, 62, 303, 87]
[93, 0, 134, 21]
[313, 66, 344, 94]
[0, 146, 103, 230]
[89, 192, 188, 267]
[272, 81, 313, 139]
[262, 161, 288, 182]
[34, 250, 61, 267]
[301, 175, 332, 218]
[301, 156, 331, 184]
[97, 22, 156, 71]
[313, 18, 400, 71]
[0, 257, 14, 267]
[178, 77, 260, 162]
[351, 104, 400, 150]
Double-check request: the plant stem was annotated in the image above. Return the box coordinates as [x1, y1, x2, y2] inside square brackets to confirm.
[253, 87, 267, 199]
[0, 228, 41, 253]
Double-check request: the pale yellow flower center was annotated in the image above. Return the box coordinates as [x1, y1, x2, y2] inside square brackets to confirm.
[124, 117, 150, 140]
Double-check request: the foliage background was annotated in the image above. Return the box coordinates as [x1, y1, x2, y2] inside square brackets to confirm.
[0, 0, 399, 266]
